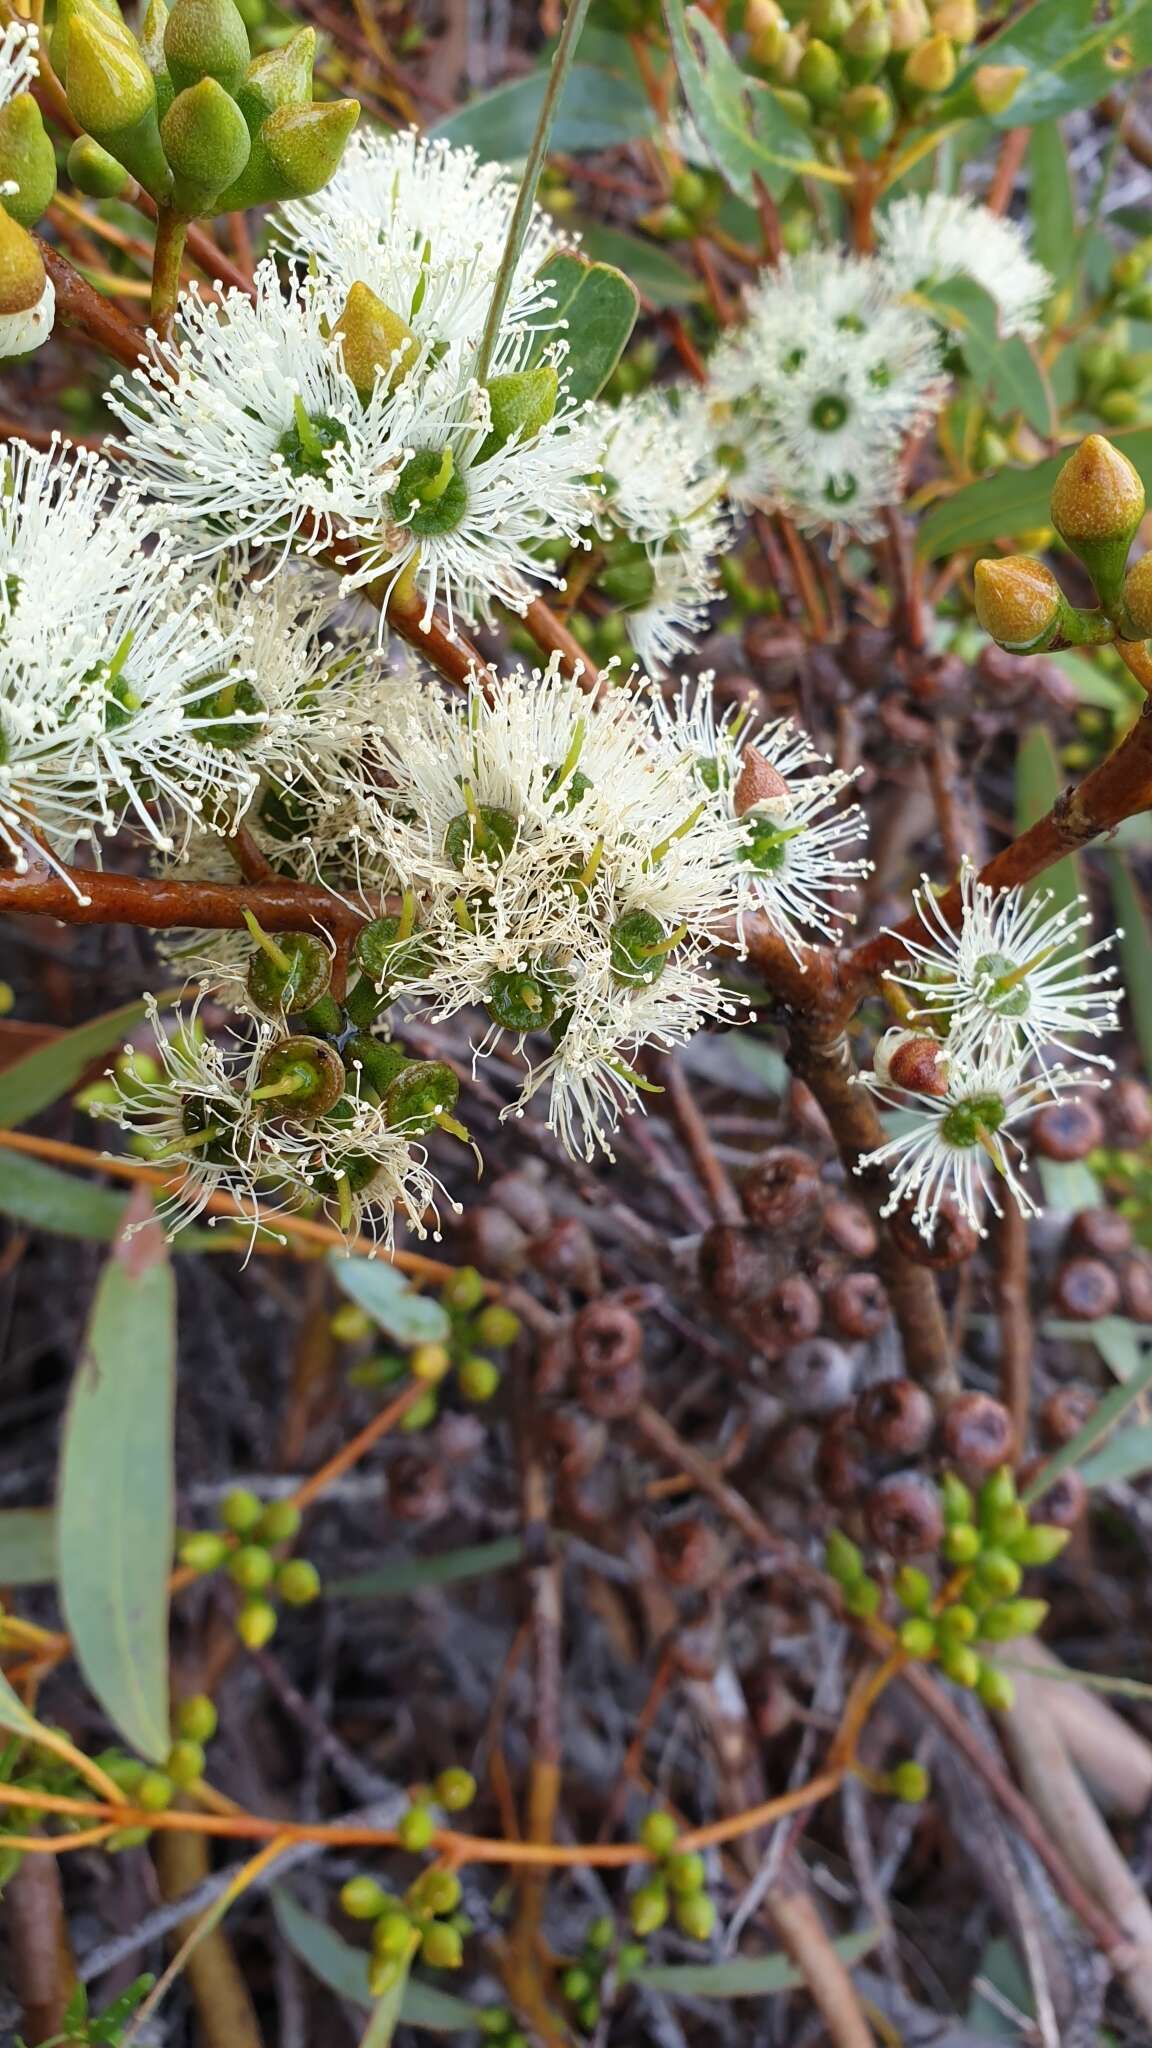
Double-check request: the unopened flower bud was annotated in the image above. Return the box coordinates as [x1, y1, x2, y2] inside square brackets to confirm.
[177, 1693, 218, 1742]
[970, 63, 1025, 115]
[902, 32, 956, 94]
[675, 1891, 717, 1941]
[236, 26, 315, 124]
[973, 555, 1065, 653]
[341, 1875, 388, 1919]
[1050, 434, 1146, 607]
[435, 1766, 477, 1812]
[0, 206, 45, 319]
[641, 1808, 679, 1855]
[843, 0, 890, 75]
[276, 1558, 321, 1604]
[887, 0, 930, 50]
[977, 1663, 1015, 1711]
[217, 95, 359, 209]
[840, 82, 893, 137]
[228, 1542, 274, 1591]
[236, 1596, 278, 1648]
[930, 0, 976, 38]
[164, 0, 251, 96]
[804, 0, 852, 37]
[166, 1738, 206, 1785]
[67, 132, 134, 197]
[178, 1529, 230, 1572]
[66, 13, 171, 201]
[796, 36, 843, 105]
[630, 1879, 669, 1934]
[421, 1921, 463, 1969]
[1120, 551, 1152, 639]
[1010, 1521, 1069, 1566]
[161, 77, 251, 217]
[478, 364, 558, 462]
[898, 1615, 937, 1658]
[889, 1759, 930, 1802]
[978, 1597, 1049, 1641]
[334, 280, 418, 398]
[0, 95, 57, 228]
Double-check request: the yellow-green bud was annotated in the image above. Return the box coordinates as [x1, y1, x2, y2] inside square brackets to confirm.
[977, 1597, 1049, 1641]
[942, 1471, 973, 1523]
[840, 83, 893, 137]
[974, 1550, 1022, 1598]
[441, 1267, 486, 1313]
[977, 1664, 1016, 1711]
[410, 1341, 453, 1384]
[804, 0, 852, 37]
[887, 0, 930, 50]
[164, 0, 250, 95]
[236, 27, 315, 125]
[256, 1500, 302, 1545]
[140, 0, 174, 109]
[66, 12, 171, 200]
[796, 37, 843, 105]
[368, 1954, 406, 1996]
[889, 1759, 929, 1802]
[979, 1465, 1016, 1521]
[330, 1303, 372, 1342]
[221, 1486, 264, 1533]
[1120, 550, 1152, 639]
[177, 1693, 218, 1742]
[894, 1565, 933, 1611]
[229, 1543, 274, 1591]
[0, 97, 57, 228]
[276, 1558, 321, 1605]
[400, 1389, 439, 1432]
[236, 1596, 278, 1649]
[166, 1739, 206, 1786]
[902, 32, 957, 95]
[67, 132, 134, 197]
[931, 0, 976, 41]
[398, 1801, 435, 1851]
[843, 0, 890, 75]
[629, 1879, 669, 1934]
[973, 555, 1065, 653]
[768, 28, 804, 82]
[1050, 433, 1146, 608]
[409, 1867, 462, 1916]
[641, 1809, 679, 1856]
[51, 0, 124, 81]
[137, 1768, 174, 1812]
[341, 1874, 389, 1919]
[0, 211, 45, 318]
[434, 1767, 477, 1812]
[477, 365, 559, 462]
[474, 1304, 521, 1348]
[898, 1616, 937, 1659]
[458, 1356, 500, 1402]
[674, 1891, 717, 1941]
[421, 1921, 464, 1969]
[971, 63, 1025, 116]
[666, 1851, 705, 1895]
[217, 96, 358, 209]
[825, 1528, 864, 1587]
[1099, 388, 1143, 427]
[373, 1909, 415, 1958]
[937, 1603, 977, 1642]
[334, 279, 418, 398]
[178, 1529, 230, 1572]
[161, 76, 251, 216]
[844, 1576, 881, 1618]
[940, 1642, 980, 1688]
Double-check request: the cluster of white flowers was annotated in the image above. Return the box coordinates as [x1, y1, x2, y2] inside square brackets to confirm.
[856, 861, 1120, 1240]
[876, 193, 1052, 343]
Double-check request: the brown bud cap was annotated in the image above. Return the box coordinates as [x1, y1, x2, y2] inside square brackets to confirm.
[657, 1516, 726, 1589]
[699, 1223, 773, 1306]
[1120, 551, 1152, 638]
[572, 1299, 644, 1374]
[826, 1271, 890, 1341]
[459, 1203, 529, 1278]
[1051, 434, 1145, 548]
[1038, 1386, 1096, 1449]
[734, 744, 790, 818]
[1018, 1458, 1087, 1530]
[1119, 1249, 1152, 1323]
[490, 1168, 552, 1237]
[973, 555, 1064, 653]
[822, 1196, 878, 1260]
[1107, 1076, 1152, 1146]
[854, 1376, 934, 1456]
[1030, 1097, 1105, 1162]
[387, 1452, 449, 1523]
[875, 1028, 949, 1097]
[1067, 1207, 1133, 1259]
[530, 1218, 601, 1296]
[740, 1146, 824, 1230]
[815, 1410, 870, 1502]
[889, 1197, 980, 1268]
[865, 1472, 944, 1556]
[940, 1391, 1017, 1473]
[1053, 1256, 1120, 1322]
[779, 1337, 856, 1416]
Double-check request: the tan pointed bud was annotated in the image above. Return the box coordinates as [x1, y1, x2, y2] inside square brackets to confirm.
[931, 0, 976, 40]
[1050, 433, 1145, 608]
[0, 208, 46, 315]
[161, 76, 250, 216]
[334, 279, 418, 398]
[875, 1029, 949, 1097]
[164, 0, 250, 96]
[973, 554, 1064, 653]
[734, 745, 791, 818]
[745, 0, 782, 33]
[1121, 552, 1152, 639]
[971, 63, 1025, 115]
[887, 0, 930, 52]
[67, 132, 134, 197]
[903, 31, 957, 94]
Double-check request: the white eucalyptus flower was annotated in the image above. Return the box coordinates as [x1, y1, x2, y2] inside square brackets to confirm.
[877, 193, 1051, 342]
[0, 18, 39, 108]
[708, 251, 947, 538]
[0, 273, 54, 358]
[885, 860, 1120, 1069]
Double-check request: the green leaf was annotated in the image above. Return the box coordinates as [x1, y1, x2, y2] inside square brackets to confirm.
[0, 1508, 55, 1586]
[1107, 853, 1152, 1077]
[328, 1253, 450, 1345]
[0, 1152, 221, 1249]
[0, 1665, 41, 1737]
[328, 1534, 528, 1599]
[1035, 1158, 1103, 1213]
[530, 250, 639, 403]
[272, 1891, 476, 2030]
[634, 1927, 879, 1994]
[1050, 650, 1133, 713]
[359, 1974, 410, 2048]
[1015, 724, 1083, 920]
[1023, 1334, 1152, 1504]
[1028, 121, 1077, 285]
[0, 999, 147, 1130]
[942, 0, 1152, 128]
[58, 1189, 176, 1761]
[576, 222, 702, 307]
[1042, 1315, 1149, 1381]
[922, 279, 1050, 433]
[662, 0, 850, 199]
[1079, 1420, 1152, 1486]
[916, 427, 1152, 558]
[430, 60, 653, 157]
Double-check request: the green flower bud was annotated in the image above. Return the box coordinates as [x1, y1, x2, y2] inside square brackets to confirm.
[931, 0, 976, 39]
[178, 1530, 230, 1572]
[887, 0, 929, 49]
[977, 1663, 1016, 1711]
[276, 1558, 321, 1605]
[221, 1486, 264, 1533]
[161, 76, 251, 217]
[839, 82, 893, 137]
[940, 1642, 980, 1688]
[228, 1543, 275, 1591]
[843, 0, 890, 75]
[804, 0, 852, 36]
[421, 1921, 464, 1969]
[476, 364, 558, 463]
[398, 1801, 435, 1851]
[586, 1914, 614, 1952]
[67, 132, 134, 197]
[51, 0, 124, 80]
[894, 1565, 933, 1611]
[1050, 433, 1146, 609]
[889, 1759, 929, 1803]
[164, 0, 250, 95]
[843, 1576, 881, 1618]
[898, 1616, 937, 1659]
[825, 1528, 864, 1587]
[368, 1954, 405, 1997]
[253, 1035, 345, 1118]
[667, 1850, 706, 1894]
[979, 1465, 1016, 1522]
[629, 1879, 669, 1934]
[340, 1874, 389, 1919]
[137, 1768, 175, 1812]
[216, 95, 358, 210]
[441, 1267, 486, 1313]
[333, 279, 418, 399]
[937, 1603, 977, 1643]
[409, 1867, 462, 1916]
[177, 1694, 219, 1743]
[104, 1754, 148, 1794]
[942, 1471, 973, 1524]
[139, 0, 174, 110]
[107, 1825, 155, 1850]
[1120, 550, 1152, 639]
[671, 165, 709, 215]
[796, 36, 843, 106]
[474, 1303, 522, 1348]
[434, 1766, 477, 1812]
[0, 97, 57, 228]
[983, 1500, 1027, 1547]
[974, 1550, 1022, 1598]
[458, 1356, 500, 1402]
[410, 1341, 453, 1384]
[372, 1908, 415, 1957]
[256, 1499, 302, 1545]
[166, 1738, 206, 1786]
[674, 1891, 717, 1941]
[236, 26, 314, 126]
[973, 555, 1066, 653]
[969, 62, 1025, 116]
[66, 12, 172, 201]
[976, 1597, 1049, 1642]
[1099, 387, 1143, 427]
[236, 1596, 278, 1649]
[561, 1966, 592, 2002]
[0, 206, 43, 321]
[640, 1809, 679, 1856]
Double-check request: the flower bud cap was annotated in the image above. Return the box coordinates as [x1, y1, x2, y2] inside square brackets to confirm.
[0, 207, 45, 315]
[161, 76, 250, 215]
[478, 364, 559, 460]
[973, 554, 1064, 652]
[903, 31, 957, 94]
[261, 96, 359, 197]
[334, 279, 418, 398]
[237, 26, 315, 124]
[971, 62, 1024, 113]
[0, 97, 58, 228]
[1051, 433, 1145, 606]
[874, 1027, 949, 1095]
[66, 12, 156, 133]
[164, 0, 250, 95]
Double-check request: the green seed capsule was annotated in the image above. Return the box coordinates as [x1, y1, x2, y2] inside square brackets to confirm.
[166, 1740, 206, 1787]
[340, 1875, 389, 1920]
[256, 1501, 302, 1546]
[276, 1559, 322, 1606]
[176, 1694, 218, 1743]
[640, 1810, 679, 1856]
[220, 1488, 264, 1535]
[486, 967, 558, 1033]
[443, 803, 518, 870]
[246, 930, 332, 1018]
[228, 1545, 275, 1592]
[434, 1766, 477, 1813]
[398, 1801, 436, 1851]
[253, 1036, 346, 1119]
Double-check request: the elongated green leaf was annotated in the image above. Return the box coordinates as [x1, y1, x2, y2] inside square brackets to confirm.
[917, 428, 1152, 558]
[1050, 650, 1132, 713]
[1041, 1315, 1149, 1381]
[272, 1892, 475, 2030]
[577, 223, 702, 307]
[0, 1666, 40, 1736]
[328, 1254, 450, 1345]
[531, 251, 639, 402]
[1079, 1421, 1152, 1487]
[58, 1190, 176, 1761]
[0, 1508, 55, 1586]
[431, 60, 653, 157]
[0, 1153, 221, 1249]
[663, 0, 850, 199]
[1028, 121, 1077, 285]
[635, 1927, 879, 1994]
[942, 0, 1152, 127]
[0, 1000, 147, 1130]
[1015, 725, 1083, 920]
[329, 1535, 528, 1600]
[1023, 1337, 1152, 1503]
[1107, 853, 1152, 1078]
[923, 279, 1051, 433]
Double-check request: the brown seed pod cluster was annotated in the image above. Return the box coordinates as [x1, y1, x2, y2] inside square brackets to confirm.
[1053, 1207, 1152, 1325]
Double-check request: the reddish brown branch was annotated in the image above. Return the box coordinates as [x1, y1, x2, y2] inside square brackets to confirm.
[0, 859, 369, 936]
[36, 241, 146, 372]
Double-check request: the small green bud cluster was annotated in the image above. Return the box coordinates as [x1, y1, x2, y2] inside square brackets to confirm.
[975, 434, 1149, 653]
[477, 2008, 530, 2047]
[76, 1046, 163, 1155]
[557, 1911, 643, 2035]
[1108, 236, 1152, 325]
[177, 1488, 321, 1649]
[1076, 331, 1152, 431]
[55, 0, 358, 221]
[339, 1773, 476, 1993]
[640, 161, 721, 244]
[628, 1810, 717, 1943]
[337, 1267, 520, 1427]
[0, 1741, 103, 1881]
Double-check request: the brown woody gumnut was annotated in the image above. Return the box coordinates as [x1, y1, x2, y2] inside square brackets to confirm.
[889, 1197, 980, 1269]
[854, 1377, 934, 1457]
[742, 617, 807, 681]
[740, 1146, 824, 1231]
[459, 1203, 529, 1279]
[530, 1218, 602, 1295]
[1068, 1207, 1133, 1259]
[699, 1224, 773, 1305]
[822, 1197, 878, 1261]
[827, 1272, 890, 1341]
[815, 1408, 870, 1503]
[573, 1300, 644, 1373]
[777, 1337, 856, 1416]
[734, 744, 790, 818]
[940, 1391, 1017, 1474]
[1018, 1459, 1088, 1530]
[545, 1410, 607, 1478]
[489, 1168, 552, 1237]
[657, 1516, 726, 1589]
[1053, 1256, 1121, 1321]
[759, 1275, 822, 1351]
[1119, 1249, 1152, 1322]
[865, 1472, 944, 1557]
[767, 1421, 821, 1494]
[1038, 1386, 1096, 1449]
[387, 1453, 450, 1523]
[577, 1343, 645, 1422]
[1106, 1076, 1152, 1147]
[840, 621, 893, 687]
[1030, 1098, 1105, 1162]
